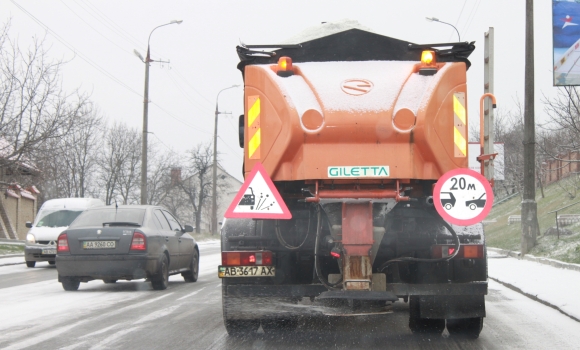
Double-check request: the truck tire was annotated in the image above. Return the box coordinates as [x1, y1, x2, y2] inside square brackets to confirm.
[408, 296, 445, 335]
[446, 317, 483, 338]
[26, 261, 35, 268]
[222, 282, 259, 336]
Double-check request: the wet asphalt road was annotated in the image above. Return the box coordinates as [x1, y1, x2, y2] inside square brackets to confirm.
[1, 242, 580, 350]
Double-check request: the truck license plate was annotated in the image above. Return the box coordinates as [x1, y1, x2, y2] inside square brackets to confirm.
[41, 248, 56, 255]
[218, 266, 275, 278]
[83, 241, 116, 249]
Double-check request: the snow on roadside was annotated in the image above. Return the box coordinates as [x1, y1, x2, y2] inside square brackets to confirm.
[488, 250, 580, 321]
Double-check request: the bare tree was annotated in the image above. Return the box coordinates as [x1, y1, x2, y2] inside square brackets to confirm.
[175, 143, 229, 234]
[116, 128, 141, 205]
[96, 122, 140, 205]
[0, 23, 88, 180]
[146, 141, 178, 206]
[38, 106, 103, 198]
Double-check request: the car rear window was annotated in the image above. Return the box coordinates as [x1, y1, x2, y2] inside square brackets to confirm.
[70, 208, 146, 228]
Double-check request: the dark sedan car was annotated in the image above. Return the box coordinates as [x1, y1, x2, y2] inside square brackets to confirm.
[56, 205, 199, 291]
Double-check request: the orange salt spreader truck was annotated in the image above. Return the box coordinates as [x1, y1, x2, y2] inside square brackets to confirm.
[220, 28, 490, 338]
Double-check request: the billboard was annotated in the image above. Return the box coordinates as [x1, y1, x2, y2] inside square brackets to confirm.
[553, 0, 580, 86]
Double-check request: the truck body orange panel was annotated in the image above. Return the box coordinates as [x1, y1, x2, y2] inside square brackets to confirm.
[244, 61, 468, 182]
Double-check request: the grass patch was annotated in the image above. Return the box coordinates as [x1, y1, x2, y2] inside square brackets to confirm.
[485, 180, 580, 263]
[0, 244, 24, 255]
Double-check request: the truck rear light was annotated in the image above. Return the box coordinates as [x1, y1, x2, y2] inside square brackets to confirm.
[431, 244, 484, 259]
[277, 56, 294, 77]
[130, 231, 146, 251]
[57, 233, 69, 253]
[330, 247, 341, 259]
[222, 251, 273, 266]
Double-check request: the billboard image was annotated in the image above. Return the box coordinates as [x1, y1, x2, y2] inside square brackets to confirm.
[553, 0, 580, 86]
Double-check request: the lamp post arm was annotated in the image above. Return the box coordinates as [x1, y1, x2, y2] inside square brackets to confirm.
[437, 20, 461, 42]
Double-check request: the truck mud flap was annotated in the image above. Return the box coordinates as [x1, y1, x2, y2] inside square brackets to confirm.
[417, 295, 486, 319]
[387, 282, 487, 296]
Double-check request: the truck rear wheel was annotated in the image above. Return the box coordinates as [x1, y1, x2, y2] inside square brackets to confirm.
[222, 282, 259, 336]
[446, 317, 483, 338]
[408, 296, 445, 335]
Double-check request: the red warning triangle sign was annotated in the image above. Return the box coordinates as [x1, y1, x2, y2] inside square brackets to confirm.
[224, 162, 292, 219]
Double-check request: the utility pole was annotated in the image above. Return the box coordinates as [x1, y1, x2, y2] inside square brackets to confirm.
[483, 27, 495, 180]
[138, 20, 182, 205]
[522, 0, 539, 255]
[141, 47, 151, 205]
[211, 85, 239, 235]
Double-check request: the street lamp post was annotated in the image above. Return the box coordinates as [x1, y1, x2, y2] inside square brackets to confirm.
[211, 85, 239, 235]
[139, 20, 183, 205]
[426, 17, 461, 42]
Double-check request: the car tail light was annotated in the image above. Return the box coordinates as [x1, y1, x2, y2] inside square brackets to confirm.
[431, 244, 484, 259]
[221, 251, 273, 266]
[57, 233, 69, 253]
[130, 231, 146, 251]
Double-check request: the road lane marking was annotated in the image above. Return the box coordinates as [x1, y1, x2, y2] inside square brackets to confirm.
[177, 286, 206, 301]
[3, 293, 174, 349]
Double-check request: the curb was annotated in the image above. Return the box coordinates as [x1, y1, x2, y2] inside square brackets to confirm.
[0, 254, 24, 259]
[487, 247, 580, 273]
[487, 247, 580, 323]
[489, 276, 580, 323]
[0, 239, 25, 246]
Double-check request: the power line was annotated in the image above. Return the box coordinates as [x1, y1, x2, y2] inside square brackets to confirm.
[10, 0, 141, 98]
[74, 0, 145, 50]
[150, 102, 213, 135]
[461, 0, 482, 37]
[171, 66, 215, 106]
[450, 0, 468, 42]
[164, 70, 214, 114]
[59, 0, 134, 58]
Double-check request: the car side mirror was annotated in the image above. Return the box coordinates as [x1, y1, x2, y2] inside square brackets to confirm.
[184, 224, 194, 233]
[26, 222, 32, 228]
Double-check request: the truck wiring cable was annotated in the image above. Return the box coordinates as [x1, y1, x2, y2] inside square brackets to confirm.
[275, 210, 312, 250]
[379, 212, 460, 272]
[314, 206, 342, 290]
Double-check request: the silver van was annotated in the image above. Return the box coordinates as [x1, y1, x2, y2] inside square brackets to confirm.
[24, 198, 104, 267]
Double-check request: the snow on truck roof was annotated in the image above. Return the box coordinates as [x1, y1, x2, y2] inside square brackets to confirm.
[237, 20, 475, 70]
[278, 19, 376, 45]
[263, 60, 451, 114]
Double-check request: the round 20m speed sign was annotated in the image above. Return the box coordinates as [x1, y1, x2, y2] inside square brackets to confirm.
[433, 168, 494, 226]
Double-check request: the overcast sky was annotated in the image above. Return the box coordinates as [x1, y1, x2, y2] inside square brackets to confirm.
[0, 0, 557, 181]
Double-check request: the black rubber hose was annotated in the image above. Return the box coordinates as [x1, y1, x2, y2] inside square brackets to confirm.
[275, 210, 311, 250]
[379, 212, 461, 272]
[314, 206, 342, 289]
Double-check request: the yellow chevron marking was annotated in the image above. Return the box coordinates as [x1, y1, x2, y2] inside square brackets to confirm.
[248, 97, 260, 126]
[453, 95, 466, 125]
[248, 128, 261, 159]
[454, 127, 467, 157]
